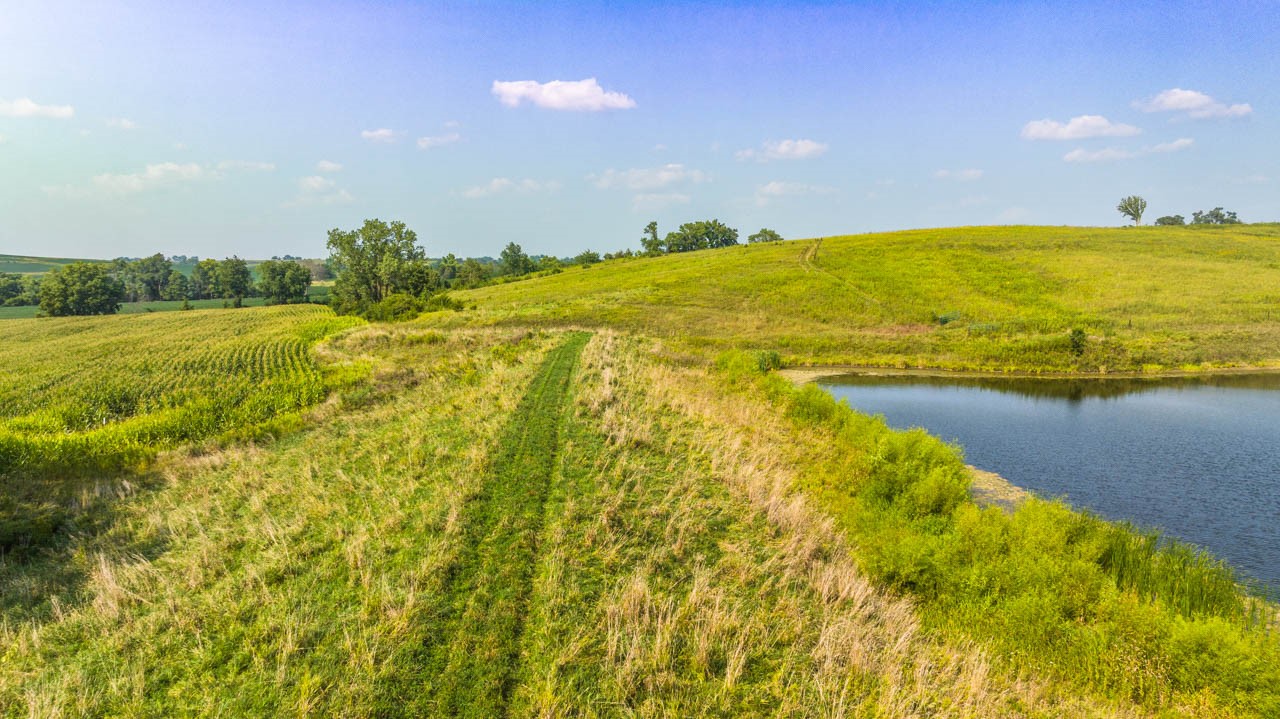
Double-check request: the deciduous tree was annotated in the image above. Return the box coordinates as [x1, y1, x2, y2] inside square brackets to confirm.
[748, 228, 784, 243]
[327, 219, 427, 313]
[39, 262, 125, 316]
[1116, 196, 1147, 226]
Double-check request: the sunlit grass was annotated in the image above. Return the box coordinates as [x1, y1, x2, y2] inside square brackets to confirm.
[440, 224, 1280, 372]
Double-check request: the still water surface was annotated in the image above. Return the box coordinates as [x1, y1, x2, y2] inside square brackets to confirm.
[817, 373, 1280, 587]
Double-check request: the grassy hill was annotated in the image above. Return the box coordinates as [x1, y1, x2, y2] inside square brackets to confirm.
[5, 228, 1280, 716]
[441, 224, 1280, 372]
[0, 254, 103, 274]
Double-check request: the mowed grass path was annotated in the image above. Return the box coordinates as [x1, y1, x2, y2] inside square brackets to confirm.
[378, 332, 589, 717]
[439, 224, 1280, 372]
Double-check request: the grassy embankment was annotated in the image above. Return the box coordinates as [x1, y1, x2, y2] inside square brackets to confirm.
[440, 224, 1280, 373]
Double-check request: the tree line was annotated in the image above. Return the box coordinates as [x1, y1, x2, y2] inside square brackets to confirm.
[1116, 196, 1244, 226]
[18, 215, 786, 318]
[18, 255, 315, 317]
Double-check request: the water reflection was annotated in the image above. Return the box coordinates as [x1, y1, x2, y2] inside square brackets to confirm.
[817, 371, 1280, 586]
[818, 372, 1280, 402]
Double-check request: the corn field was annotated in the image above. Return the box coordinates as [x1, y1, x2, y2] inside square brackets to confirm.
[0, 305, 362, 474]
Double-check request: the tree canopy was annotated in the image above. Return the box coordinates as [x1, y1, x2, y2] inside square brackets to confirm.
[258, 259, 313, 304]
[662, 219, 739, 253]
[38, 262, 126, 316]
[1191, 207, 1242, 225]
[1116, 196, 1147, 226]
[748, 228, 784, 244]
[327, 219, 429, 313]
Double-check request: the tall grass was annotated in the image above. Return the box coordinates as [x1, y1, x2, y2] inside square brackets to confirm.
[715, 349, 1280, 714]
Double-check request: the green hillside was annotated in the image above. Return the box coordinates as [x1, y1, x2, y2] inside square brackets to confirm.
[0, 254, 103, 275]
[441, 224, 1280, 372]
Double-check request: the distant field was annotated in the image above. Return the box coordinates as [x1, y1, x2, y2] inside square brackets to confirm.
[0, 254, 102, 274]
[440, 224, 1280, 372]
[0, 287, 331, 319]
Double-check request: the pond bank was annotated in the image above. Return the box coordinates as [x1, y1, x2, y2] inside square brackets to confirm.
[779, 364, 1280, 385]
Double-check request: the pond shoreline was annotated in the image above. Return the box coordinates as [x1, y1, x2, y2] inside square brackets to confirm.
[780, 364, 1280, 385]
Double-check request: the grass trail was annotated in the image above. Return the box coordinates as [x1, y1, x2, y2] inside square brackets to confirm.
[380, 332, 589, 717]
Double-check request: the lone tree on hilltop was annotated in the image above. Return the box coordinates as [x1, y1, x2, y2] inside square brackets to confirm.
[748, 228, 784, 244]
[1117, 195, 1147, 226]
[1154, 215, 1186, 226]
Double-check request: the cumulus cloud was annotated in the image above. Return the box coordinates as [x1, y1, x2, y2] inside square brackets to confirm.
[216, 160, 275, 172]
[735, 139, 829, 162]
[417, 132, 461, 150]
[934, 168, 984, 181]
[1135, 88, 1251, 119]
[754, 181, 836, 206]
[1020, 115, 1141, 140]
[492, 78, 636, 111]
[316, 160, 343, 173]
[591, 163, 707, 191]
[106, 117, 137, 130]
[460, 177, 560, 199]
[1063, 137, 1193, 163]
[299, 175, 334, 192]
[91, 162, 207, 193]
[0, 97, 74, 118]
[632, 193, 691, 212]
[361, 128, 399, 143]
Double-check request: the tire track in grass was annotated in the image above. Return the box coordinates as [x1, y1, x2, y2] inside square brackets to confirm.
[376, 332, 589, 718]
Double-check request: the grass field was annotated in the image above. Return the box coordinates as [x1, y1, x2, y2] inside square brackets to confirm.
[0, 287, 331, 320]
[439, 224, 1280, 372]
[5, 227, 1280, 716]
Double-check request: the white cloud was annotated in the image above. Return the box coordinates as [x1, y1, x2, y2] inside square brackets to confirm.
[934, 168, 984, 181]
[106, 117, 137, 130]
[361, 128, 399, 143]
[1062, 147, 1137, 163]
[216, 160, 275, 172]
[736, 138, 829, 162]
[417, 132, 461, 150]
[1020, 115, 1141, 140]
[754, 181, 836, 205]
[91, 162, 207, 193]
[591, 163, 707, 191]
[460, 177, 560, 199]
[316, 160, 343, 172]
[0, 97, 74, 118]
[299, 175, 334, 192]
[632, 193, 691, 212]
[1135, 88, 1252, 119]
[1151, 138, 1195, 153]
[1063, 137, 1194, 163]
[286, 175, 353, 207]
[492, 78, 636, 111]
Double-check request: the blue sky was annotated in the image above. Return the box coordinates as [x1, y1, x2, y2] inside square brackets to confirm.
[1, 1, 1275, 259]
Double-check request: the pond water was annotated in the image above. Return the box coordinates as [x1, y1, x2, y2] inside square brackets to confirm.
[816, 373, 1280, 587]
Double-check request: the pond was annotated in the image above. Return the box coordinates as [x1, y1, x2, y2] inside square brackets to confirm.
[816, 372, 1280, 587]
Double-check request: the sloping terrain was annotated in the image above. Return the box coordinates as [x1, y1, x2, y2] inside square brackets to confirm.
[445, 225, 1280, 372]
